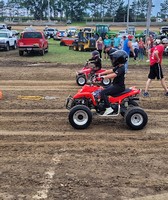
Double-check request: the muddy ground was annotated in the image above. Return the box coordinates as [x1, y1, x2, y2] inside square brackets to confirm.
[0, 47, 168, 200]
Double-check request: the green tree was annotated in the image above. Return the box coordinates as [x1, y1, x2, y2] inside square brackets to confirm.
[130, 0, 148, 21]
[106, 0, 121, 22]
[0, 0, 4, 17]
[61, 0, 89, 22]
[160, 0, 168, 18]
[115, 0, 127, 22]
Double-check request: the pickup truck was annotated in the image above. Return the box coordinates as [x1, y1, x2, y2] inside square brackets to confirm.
[17, 31, 48, 56]
[0, 31, 17, 51]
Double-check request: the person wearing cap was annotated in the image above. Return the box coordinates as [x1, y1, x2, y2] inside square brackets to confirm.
[122, 34, 135, 73]
[143, 38, 168, 97]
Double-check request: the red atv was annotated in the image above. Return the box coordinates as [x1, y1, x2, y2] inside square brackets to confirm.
[76, 61, 111, 86]
[66, 77, 148, 130]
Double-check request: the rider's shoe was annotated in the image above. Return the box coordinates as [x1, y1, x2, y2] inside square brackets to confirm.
[143, 92, 149, 97]
[102, 107, 113, 116]
[165, 92, 168, 96]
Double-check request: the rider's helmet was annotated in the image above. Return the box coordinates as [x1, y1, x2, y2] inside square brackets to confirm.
[110, 50, 128, 67]
[91, 50, 100, 59]
[106, 47, 117, 56]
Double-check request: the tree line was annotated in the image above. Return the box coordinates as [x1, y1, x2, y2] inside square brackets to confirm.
[1, 0, 168, 22]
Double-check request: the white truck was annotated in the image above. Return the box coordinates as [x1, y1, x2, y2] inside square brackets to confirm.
[0, 31, 17, 51]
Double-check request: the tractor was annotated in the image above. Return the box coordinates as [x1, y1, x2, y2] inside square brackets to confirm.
[95, 24, 117, 39]
[70, 29, 97, 52]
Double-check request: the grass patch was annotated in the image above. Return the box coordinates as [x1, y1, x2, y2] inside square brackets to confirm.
[21, 38, 168, 66]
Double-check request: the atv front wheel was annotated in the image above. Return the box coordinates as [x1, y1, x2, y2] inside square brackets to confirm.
[124, 107, 148, 130]
[69, 105, 92, 129]
[76, 75, 87, 86]
[101, 78, 111, 87]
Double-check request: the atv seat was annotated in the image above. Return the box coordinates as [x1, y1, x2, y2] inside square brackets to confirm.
[112, 88, 131, 97]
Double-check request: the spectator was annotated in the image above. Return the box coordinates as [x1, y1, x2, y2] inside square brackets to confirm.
[120, 35, 127, 50]
[145, 35, 154, 62]
[143, 38, 168, 97]
[103, 35, 112, 60]
[122, 35, 135, 73]
[96, 36, 104, 59]
[78, 29, 83, 41]
[132, 38, 139, 60]
[138, 37, 145, 61]
[113, 34, 121, 49]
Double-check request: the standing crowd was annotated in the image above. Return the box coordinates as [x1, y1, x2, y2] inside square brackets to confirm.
[93, 33, 168, 99]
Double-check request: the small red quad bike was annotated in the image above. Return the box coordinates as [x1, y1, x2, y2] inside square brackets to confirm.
[66, 78, 148, 130]
[76, 61, 111, 87]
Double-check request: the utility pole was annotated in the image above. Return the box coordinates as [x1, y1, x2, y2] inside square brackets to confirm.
[146, 0, 152, 37]
[47, 0, 50, 22]
[126, 0, 130, 32]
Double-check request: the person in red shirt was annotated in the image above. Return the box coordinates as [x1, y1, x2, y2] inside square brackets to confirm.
[138, 37, 145, 61]
[143, 38, 168, 97]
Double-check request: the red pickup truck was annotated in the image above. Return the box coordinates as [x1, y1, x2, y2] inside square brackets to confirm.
[17, 31, 48, 56]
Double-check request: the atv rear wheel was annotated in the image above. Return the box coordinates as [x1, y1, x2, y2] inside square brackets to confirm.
[76, 75, 87, 86]
[69, 105, 92, 129]
[124, 107, 148, 130]
[121, 100, 139, 117]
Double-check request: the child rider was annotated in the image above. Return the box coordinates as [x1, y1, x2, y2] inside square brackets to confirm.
[99, 50, 128, 116]
[88, 50, 102, 75]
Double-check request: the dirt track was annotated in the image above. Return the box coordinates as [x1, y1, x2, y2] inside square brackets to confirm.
[0, 48, 168, 200]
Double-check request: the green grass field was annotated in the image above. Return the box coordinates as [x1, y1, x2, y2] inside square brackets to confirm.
[26, 39, 168, 66]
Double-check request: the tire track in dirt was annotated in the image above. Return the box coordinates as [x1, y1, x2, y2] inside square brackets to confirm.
[0, 60, 168, 199]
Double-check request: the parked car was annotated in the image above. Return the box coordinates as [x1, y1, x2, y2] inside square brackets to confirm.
[67, 27, 77, 37]
[135, 30, 158, 39]
[117, 30, 129, 38]
[67, 20, 72, 24]
[159, 26, 168, 36]
[17, 31, 48, 56]
[60, 37, 76, 46]
[83, 27, 92, 32]
[44, 28, 58, 38]
[0, 23, 11, 30]
[11, 30, 19, 37]
[54, 30, 67, 40]
[0, 31, 17, 51]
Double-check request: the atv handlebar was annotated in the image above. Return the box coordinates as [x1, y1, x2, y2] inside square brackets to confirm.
[88, 74, 104, 86]
[84, 61, 90, 68]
